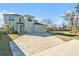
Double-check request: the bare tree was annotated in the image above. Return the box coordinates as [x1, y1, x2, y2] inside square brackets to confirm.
[42, 19, 52, 25]
[2, 24, 9, 33]
[61, 11, 78, 33]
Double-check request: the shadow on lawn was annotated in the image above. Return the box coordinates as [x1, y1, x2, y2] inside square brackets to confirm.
[7, 34, 25, 56]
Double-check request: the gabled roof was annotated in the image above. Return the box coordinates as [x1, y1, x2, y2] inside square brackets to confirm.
[3, 14, 22, 16]
[24, 15, 35, 18]
[3, 14, 35, 18]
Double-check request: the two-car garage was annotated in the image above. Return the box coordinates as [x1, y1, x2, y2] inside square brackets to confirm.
[34, 23, 47, 33]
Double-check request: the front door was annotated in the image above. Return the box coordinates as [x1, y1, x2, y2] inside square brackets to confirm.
[19, 25, 24, 34]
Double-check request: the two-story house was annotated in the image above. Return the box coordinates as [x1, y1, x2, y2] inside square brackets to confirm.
[3, 14, 47, 34]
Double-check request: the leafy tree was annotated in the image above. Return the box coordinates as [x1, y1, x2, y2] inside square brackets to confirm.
[2, 24, 9, 33]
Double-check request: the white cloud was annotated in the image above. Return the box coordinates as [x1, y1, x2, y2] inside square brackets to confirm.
[35, 17, 42, 20]
[35, 16, 64, 26]
[0, 9, 16, 14]
[0, 13, 4, 27]
[34, 17, 43, 23]
[52, 16, 64, 26]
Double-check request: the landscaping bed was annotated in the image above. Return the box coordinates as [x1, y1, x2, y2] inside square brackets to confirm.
[8, 34, 22, 41]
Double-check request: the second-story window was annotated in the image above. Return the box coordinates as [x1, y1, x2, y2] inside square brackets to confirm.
[19, 18, 21, 22]
[9, 16, 14, 21]
[28, 17, 32, 21]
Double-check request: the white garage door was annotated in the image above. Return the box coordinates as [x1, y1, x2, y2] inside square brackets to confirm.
[34, 25, 47, 32]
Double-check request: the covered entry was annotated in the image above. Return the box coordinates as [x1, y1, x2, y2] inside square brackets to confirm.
[17, 23, 24, 34]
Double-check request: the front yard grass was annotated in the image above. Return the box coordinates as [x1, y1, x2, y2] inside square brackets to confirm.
[0, 31, 20, 55]
[48, 31, 79, 41]
[0, 32, 12, 56]
[0, 33, 21, 55]
[0, 31, 2, 39]
[64, 31, 79, 34]
[56, 35, 79, 41]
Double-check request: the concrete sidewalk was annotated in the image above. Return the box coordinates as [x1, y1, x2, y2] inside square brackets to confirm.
[33, 39, 79, 56]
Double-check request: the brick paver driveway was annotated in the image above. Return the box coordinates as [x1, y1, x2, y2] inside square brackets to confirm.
[9, 32, 65, 56]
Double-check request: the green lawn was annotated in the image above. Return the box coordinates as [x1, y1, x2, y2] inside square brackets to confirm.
[0, 32, 12, 56]
[0, 31, 2, 39]
[0, 31, 21, 55]
[49, 31, 79, 41]
[56, 35, 79, 41]
[63, 31, 79, 34]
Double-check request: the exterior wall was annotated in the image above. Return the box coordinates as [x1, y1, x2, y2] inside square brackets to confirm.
[17, 24, 24, 34]
[3, 14, 24, 33]
[15, 16, 24, 33]
[3, 14, 47, 34]
[34, 24, 47, 33]
[24, 16, 34, 33]
[3, 14, 17, 30]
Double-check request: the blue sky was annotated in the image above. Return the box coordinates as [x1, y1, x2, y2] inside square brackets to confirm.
[0, 3, 76, 27]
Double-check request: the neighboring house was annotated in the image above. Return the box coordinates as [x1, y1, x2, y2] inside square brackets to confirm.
[3, 14, 47, 34]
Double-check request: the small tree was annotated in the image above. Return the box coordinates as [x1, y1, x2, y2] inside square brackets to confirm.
[2, 24, 9, 33]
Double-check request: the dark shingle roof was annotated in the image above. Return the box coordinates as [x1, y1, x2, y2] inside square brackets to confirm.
[24, 15, 35, 18]
[3, 14, 22, 16]
[34, 23, 47, 26]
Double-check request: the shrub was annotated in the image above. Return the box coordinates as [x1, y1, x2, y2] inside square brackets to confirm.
[9, 31, 13, 34]
[14, 31, 18, 34]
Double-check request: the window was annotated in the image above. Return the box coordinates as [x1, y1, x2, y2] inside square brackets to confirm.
[9, 16, 14, 21]
[19, 18, 21, 22]
[28, 17, 32, 21]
